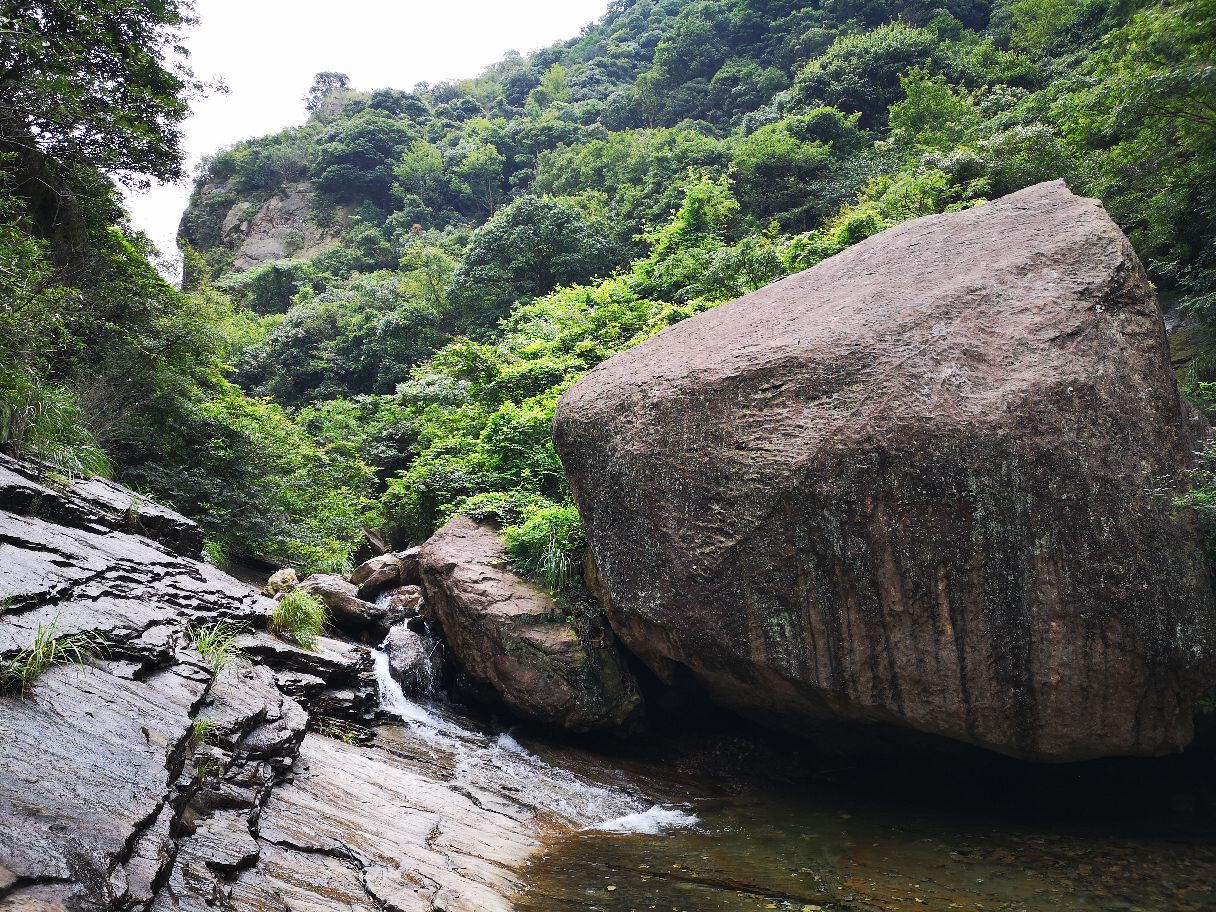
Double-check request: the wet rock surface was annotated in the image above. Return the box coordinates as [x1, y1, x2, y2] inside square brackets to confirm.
[419, 517, 644, 733]
[555, 181, 1216, 761]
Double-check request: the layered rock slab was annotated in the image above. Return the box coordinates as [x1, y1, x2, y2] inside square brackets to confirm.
[419, 517, 643, 733]
[0, 460, 567, 911]
[554, 181, 1216, 761]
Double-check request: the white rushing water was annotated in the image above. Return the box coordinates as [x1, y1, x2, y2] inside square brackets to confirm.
[372, 632, 698, 834]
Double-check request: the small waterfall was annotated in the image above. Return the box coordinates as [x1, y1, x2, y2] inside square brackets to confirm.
[371, 640, 697, 833]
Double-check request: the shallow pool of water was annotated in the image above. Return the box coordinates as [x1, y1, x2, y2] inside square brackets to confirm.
[373, 627, 1216, 912]
[511, 720, 1216, 912]
[516, 775, 1216, 912]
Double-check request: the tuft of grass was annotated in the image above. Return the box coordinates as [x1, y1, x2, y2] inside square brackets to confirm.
[124, 490, 152, 529]
[194, 754, 220, 783]
[186, 621, 243, 675]
[269, 590, 327, 649]
[191, 717, 217, 745]
[0, 615, 100, 694]
[202, 538, 230, 568]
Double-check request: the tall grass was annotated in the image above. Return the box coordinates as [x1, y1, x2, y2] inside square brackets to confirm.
[0, 616, 100, 694]
[0, 376, 111, 477]
[186, 621, 243, 674]
[503, 503, 586, 592]
[191, 716, 217, 745]
[269, 590, 327, 649]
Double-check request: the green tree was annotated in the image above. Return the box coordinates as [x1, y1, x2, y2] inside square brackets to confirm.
[448, 195, 621, 332]
[0, 0, 205, 186]
[394, 140, 448, 212]
[450, 141, 506, 217]
[791, 23, 940, 129]
[733, 109, 864, 228]
[304, 71, 351, 111]
[527, 63, 572, 110]
[313, 110, 416, 206]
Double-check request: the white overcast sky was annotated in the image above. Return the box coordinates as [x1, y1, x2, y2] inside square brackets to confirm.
[125, 0, 611, 261]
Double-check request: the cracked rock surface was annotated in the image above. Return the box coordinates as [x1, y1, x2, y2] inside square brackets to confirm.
[0, 459, 543, 911]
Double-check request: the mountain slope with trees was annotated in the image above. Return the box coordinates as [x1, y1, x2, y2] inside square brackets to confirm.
[3, 0, 1213, 581]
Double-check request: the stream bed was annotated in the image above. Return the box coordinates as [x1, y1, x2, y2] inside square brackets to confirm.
[373, 628, 1216, 912]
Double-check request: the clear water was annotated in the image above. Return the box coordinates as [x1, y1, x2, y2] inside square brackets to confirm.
[372, 638, 698, 833]
[373, 631, 1216, 912]
[514, 776, 1216, 912]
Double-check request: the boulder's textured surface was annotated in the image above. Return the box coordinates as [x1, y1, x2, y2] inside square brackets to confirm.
[554, 181, 1216, 761]
[300, 573, 380, 629]
[299, 572, 403, 641]
[263, 567, 298, 595]
[350, 552, 405, 598]
[419, 517, 644, 733]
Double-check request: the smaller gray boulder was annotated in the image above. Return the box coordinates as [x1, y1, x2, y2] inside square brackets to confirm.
[383, 621, 445, 697]
[299, 574, 382, 635]
[349, 553, 404, 600]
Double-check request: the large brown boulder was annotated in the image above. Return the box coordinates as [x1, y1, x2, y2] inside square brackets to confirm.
[553, 181, 1216, 761]
[419, 517, 643, 733]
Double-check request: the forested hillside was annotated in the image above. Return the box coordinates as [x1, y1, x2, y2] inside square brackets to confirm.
[4, 0, 1214, 582]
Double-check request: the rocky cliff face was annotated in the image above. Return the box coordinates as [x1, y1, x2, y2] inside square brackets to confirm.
[554, 181, 1216, 761]
[179, 180, 346, 272]
[0, 456, 548, 911]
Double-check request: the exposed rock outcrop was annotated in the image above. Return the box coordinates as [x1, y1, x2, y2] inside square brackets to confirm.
[181, 180, 346, 273]
[419, 517, 644, 733]
[0, 462, 558, 910]
[554, 181, 1216, 761]
[0, 453, 203, 557]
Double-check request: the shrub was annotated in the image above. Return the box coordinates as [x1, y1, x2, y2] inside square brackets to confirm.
[269, 590, 327, 649]
[0, 378, 112, 478]
[503, 503, 586, 592]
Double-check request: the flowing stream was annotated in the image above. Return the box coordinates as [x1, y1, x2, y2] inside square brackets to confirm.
[372, 626, 1216, 912]
[372, 626, 698, 834]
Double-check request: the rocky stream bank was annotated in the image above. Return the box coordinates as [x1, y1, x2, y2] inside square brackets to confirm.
[4, 183, 1216, 911]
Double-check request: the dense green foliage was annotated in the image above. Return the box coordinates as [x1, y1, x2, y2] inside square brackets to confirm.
[0, 1, 380, 572]
[5, 0, 1215, 583]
